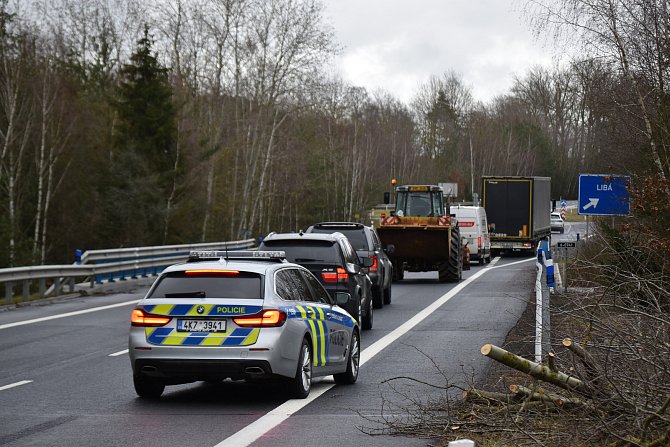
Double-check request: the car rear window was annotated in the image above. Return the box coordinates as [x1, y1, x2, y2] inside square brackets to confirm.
[261, 240, 341, 264]
[147, 271, 262, 299]
[310, 227, 369, 250]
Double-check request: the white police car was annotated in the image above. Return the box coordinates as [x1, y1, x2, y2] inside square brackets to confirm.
[129, 250, 360, 399]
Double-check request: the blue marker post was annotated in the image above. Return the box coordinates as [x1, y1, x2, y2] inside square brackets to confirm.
[535, 239, 552, 362]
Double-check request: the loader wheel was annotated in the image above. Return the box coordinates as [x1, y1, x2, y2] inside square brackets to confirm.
[439, 227, 462, 282]
[392, 264, 404, 282]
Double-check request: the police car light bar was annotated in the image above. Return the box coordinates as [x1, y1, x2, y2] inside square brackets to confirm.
[187, 250, 286, 262]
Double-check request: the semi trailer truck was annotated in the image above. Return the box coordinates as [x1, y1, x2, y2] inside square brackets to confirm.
[481, 176, 551, 254]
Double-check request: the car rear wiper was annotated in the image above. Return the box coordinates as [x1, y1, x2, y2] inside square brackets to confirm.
[164, 291, 206, 298]
[294, 258, 324, 262]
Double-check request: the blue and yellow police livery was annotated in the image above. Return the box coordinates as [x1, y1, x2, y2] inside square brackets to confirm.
[129, 250, 360, 399]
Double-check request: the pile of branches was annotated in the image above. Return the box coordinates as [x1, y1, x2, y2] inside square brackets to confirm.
[460, 221, 670, 446]
[360, 220, 669, 446]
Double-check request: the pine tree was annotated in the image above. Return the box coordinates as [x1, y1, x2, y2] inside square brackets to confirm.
[115, 24, 175, 173]
[108, 24, 177, 246]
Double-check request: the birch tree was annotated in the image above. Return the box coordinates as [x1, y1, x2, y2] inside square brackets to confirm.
[0, 8, 34, 266]
[527, 0, 670, 182]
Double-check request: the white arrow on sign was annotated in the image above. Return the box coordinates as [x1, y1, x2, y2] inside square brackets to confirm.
[582, 198, 600, 211]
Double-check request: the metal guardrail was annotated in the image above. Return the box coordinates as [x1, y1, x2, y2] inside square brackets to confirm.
[0, 239, 256, 304]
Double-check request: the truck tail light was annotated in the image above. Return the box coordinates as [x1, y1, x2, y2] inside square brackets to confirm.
[478, 236, 482, 248]
[233, 309, 286, 327]
[131, 309, 171, 327]
[322, 267, 349, 284]
[369, 255, 378, 273]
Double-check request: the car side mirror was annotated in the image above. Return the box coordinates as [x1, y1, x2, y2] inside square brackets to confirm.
[361, 257, 374, 268]
[384, 244, 395, 254]
[346, 262, 360, 274]
[335, 291, 350, 306]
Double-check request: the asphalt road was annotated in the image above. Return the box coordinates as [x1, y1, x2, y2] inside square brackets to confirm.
[0, 256, 536, 447]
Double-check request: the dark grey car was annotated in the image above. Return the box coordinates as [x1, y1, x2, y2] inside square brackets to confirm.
[259, 232, 375, 330]
[306, 222, 393, 308]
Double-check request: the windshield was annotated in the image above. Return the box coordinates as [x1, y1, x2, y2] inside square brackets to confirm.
[396, 190, 445, 217]
[148, 272, 262, 299]
[309, 227, 368, 250]
[260, 240, 341, 264]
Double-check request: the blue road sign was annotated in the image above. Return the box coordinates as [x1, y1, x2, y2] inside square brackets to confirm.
[560, 200, 567, 208]
[578, 174, 631, 216]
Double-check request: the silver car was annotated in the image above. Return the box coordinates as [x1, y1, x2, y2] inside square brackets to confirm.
[129, 250, 360, 399]
[550, 212, 565, 234]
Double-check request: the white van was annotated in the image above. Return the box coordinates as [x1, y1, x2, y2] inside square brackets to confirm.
[450, 205, 492, 265]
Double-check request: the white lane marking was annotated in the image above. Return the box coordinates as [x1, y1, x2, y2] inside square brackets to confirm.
[0, 300, 139, 330]
[109, 349, 129, 357]
[0, 380, 32, 391]
[216, 257, 513, 447]
[488, 257, 535, 270]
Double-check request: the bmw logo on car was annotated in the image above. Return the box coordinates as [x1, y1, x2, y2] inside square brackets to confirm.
[197, 305, 205, 314]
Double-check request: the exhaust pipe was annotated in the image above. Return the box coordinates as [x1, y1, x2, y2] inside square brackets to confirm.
[141, 366, 158, 373]
[245, 366, 265, 375]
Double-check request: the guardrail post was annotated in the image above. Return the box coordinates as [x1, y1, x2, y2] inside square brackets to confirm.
[54, 277, 62, 296]
[22, 280, 30, 301]
[5, 281, 13, 303]
[39, 278, 46, 298]
[68, 277, 75, 293]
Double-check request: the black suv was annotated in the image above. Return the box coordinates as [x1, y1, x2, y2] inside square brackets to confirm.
[259, 232, 374, 330]
[306, 222, 393, 308]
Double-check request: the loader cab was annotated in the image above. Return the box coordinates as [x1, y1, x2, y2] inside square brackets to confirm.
[394, 185, 445, 217]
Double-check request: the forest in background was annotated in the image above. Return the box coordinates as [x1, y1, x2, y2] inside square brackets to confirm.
[0, 0, 668, 267]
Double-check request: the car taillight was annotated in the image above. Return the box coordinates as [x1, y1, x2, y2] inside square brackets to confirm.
[233, 309, 287, 327]
[321, 267, 349, 284]
[369, 255, 378, 273]
[131, 309, 171, 327]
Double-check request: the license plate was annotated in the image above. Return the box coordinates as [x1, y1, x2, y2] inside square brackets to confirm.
[177, 319, 227, 332]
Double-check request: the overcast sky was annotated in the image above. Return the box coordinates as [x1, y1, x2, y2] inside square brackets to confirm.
[323, 0, 557, 105]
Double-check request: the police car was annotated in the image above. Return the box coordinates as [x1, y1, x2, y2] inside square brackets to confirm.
[129, 250, 360, 399]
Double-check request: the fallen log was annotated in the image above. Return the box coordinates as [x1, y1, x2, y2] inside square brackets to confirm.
[480, 343, 590, 395]
[510, 384, 562, 405]
[508, 383, 591, 409]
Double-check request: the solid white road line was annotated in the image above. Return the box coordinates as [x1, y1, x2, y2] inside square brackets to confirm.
[109, 349, 129, 357]
[216, 256, 525, 447]
[0, 300, 139, 330]
[0, 380, 32, 391]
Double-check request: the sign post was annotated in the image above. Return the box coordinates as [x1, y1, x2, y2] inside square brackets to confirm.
[557, 241, 577, 292]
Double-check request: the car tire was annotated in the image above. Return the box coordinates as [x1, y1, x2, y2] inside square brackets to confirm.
[372, 286, 384, 309]
[362, 296, 373, 330]
[334, 331, 360, 385]
[288, 338, 312, 399]
[133, 374, 165, 399]
[383, 281, 392, 305]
